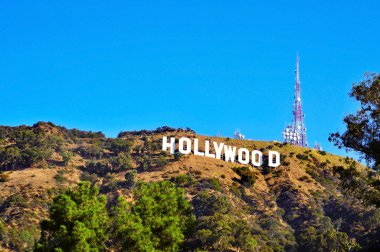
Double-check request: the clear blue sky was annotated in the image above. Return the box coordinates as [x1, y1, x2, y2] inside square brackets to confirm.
[1, 1, 379, 158]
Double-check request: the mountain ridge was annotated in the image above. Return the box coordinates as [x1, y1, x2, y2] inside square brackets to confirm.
[0, 122, 378, 251]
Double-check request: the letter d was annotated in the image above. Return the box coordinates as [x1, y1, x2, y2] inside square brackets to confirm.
[268, 151, 280, 168]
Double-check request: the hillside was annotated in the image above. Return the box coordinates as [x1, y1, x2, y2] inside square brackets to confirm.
[0, 122, 379, 252]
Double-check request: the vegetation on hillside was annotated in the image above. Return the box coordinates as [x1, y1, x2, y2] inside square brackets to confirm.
[0, 78, 379, 252]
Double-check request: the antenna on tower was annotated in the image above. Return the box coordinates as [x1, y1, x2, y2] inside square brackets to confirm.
[314, 142, 323, 151]
[234, 129, 245, 140]
[282, 54, 308, 147]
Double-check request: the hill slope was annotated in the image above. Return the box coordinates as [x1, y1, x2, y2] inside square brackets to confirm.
[0, 122, 379, 251]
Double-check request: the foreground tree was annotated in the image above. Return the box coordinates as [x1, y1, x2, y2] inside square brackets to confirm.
[329, 73, 380, 170]
[111, 181, 195, 251]
[35, 182, 109, 251]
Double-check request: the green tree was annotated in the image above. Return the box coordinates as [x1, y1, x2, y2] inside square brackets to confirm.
[107, 139, 131, 153]
[35, 182, 109, 252]
[4, 146, 21, 170]
[109, 153, 132, 172]
[329, 74, 380, 209]
[193, 192, 257, 252]
[329, 73, 380, 170]
[111, 181, 195, 251]
[298, 216, 360, 252]
[110, 197, 155, 251]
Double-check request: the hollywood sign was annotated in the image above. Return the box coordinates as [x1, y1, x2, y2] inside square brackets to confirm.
[162, 137, 280, 167]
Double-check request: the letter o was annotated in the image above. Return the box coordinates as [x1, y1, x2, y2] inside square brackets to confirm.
[179, 137, 191, 154]
[251, 150, 263, 167]
[238, 148, 250, 164]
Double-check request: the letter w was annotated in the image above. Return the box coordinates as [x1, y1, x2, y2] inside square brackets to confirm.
[224, 145, 236, 162]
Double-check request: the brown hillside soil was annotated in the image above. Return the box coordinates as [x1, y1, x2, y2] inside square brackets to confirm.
[0, 124, 377, 251]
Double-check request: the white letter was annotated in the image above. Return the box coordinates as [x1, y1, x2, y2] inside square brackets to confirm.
[213, 141, 224, 159]
[238, 148, 250, 164]
[251, 150, 263, 167]
[205, 140, 216, 158]
[193, 139, 205, 156]
[224, 145, 236, 162]
[179, 137, 191, 154]
[268, 151, 280, 167]
[162, 136, 175, 154]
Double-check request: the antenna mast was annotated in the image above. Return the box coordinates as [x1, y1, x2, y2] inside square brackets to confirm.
[282, 54, 308, 147]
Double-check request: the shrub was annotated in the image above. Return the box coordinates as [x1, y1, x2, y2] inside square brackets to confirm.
[192, 191, 232, 216]
[7, 225, 38, 252]
[171, 173, 197, 187]
[0, 172, 10, 182]
[76, 145, 103, 159]
[61, 150, 73, 166]
[54, 170, 68, 183]
[109, 153, 133, 172]
[124, 170, 137, 189]
[318, 150, 327, 155]
[174, 152, 184, 161]
[203, 178, 222, 191]
[282, 161, 290, 166]
[156, 155, 169, 170]
[84, 160, 111, 176]
[296, 153, 309, 161]
[299, 175, 309, 181]
[233, 166, 256, 187]
[139, 155, 152, 171]
[4, 193, 28, 208]
[80, 171, 99, 184]
[106, 138, 132, 153]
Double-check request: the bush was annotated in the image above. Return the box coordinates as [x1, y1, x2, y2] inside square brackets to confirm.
[172, 173, 197, 187]
[156, 155, 169, 170]
[318, 150, 327, 155]
[174, 152, 184, 161]
[77, 145, 103, 159]
[84, 160, 111, 176]
[106, 138, 132, 153]
[233, 166, 256, 187]
[0, 172, 10, 182]
[282, 161, 290, 166]
[61, 150, 73, 166]
[8, 225, 38, 252]
[202, 178, 222, 191]
[109, 153, 133, 172]
[139, 155, 152, 171]
[296, 153, 309, 161]
[192, 192, 232, 217]
[299, 175, 309, 181]
[54, 170, 68, 183]
[4, 193, 28, 208]
[124, 170, 137, 189]
[80, 171, 99, 184]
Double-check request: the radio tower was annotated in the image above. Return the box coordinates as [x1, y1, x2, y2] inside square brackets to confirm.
[282, 54, 308, 147]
